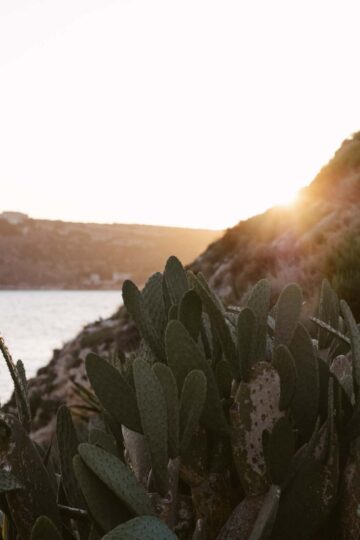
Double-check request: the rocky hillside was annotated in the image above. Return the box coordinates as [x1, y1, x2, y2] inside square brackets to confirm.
[6, 132, 360, 444]
[0, 214, 220, 289]
[193, 132, 360, 315]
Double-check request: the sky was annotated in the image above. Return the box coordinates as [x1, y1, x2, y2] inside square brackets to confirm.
[1, 1, 360, 230]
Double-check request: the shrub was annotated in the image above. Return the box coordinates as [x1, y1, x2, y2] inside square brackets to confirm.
[0, 257, 360, 539]
[325, 231, 360, 319]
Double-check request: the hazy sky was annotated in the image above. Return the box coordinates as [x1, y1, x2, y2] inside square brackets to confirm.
[1, 1, 360, 230]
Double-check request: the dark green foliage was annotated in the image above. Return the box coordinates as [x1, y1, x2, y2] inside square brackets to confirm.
[246, 278, 271, 362]
[0, 470, 23, 493]
[86, 354, 142, 433]
[73, 454, 132, 533]
[317, 279, 339, 349]
[248, 485, 281, 540]
[164, 256, 189, 306]
[88, 428, 119, 457]
[122, 280, 165, 361]
[325, 231, 360, 320]
[289, 324, 319, 442]
[133, 357, 169, 495]
[0, 414, 62, 538]
[263, 417, 295, 486]
[274, 283, 303, 348]
[3, 255, 360, 539]
[30, 516, 62, 540]
[142, 272, 167, 339]
[272, 345, 297, 410]
[178, 289, 202, 341]
[57, 406, 85, 510]
[0, 338, 31, 432]
[78, 444, 154, 516]
[215, 360, 232, 399]
[152, 363, 179, 459]
[179, 370, 207, 453]
[271, 422, 339, 540]
[165, 320, 228, 434]
[237, 307, 257, 381]
[102, 516, 177, 539]
[341, 300, 360, 394]
[165, 320, 201, 389]
[189, 271, 238, 378]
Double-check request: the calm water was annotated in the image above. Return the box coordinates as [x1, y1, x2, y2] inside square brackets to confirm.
[0, 291, 122, 402]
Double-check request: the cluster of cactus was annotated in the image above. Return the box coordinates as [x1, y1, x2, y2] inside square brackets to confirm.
[1, 256, 360, 538]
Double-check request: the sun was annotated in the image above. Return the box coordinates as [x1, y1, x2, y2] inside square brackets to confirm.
[275, 189, 299, 208]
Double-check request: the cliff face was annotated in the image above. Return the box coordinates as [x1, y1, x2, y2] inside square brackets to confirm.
[6, 132, 360, 444]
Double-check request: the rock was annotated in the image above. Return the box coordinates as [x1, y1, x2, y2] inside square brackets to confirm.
[4, 308, 139, 446]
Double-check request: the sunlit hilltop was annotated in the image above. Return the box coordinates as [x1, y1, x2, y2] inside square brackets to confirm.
[190, 132, 360, 317]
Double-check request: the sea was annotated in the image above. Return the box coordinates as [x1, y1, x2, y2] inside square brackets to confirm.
[0, 290, 122, 403]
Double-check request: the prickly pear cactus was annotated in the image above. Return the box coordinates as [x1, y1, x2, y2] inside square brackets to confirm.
[1, 259, 360, 539]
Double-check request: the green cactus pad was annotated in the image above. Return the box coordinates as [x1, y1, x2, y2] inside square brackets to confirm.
[165, 320, 228, 434]
[271, 422, 339, 540]
[133, 357, 169, 495]
[237, 307, 258, 381]
[272, 345, 297, 410]
[188, 271, 238, 377]
[289, 324, 319, 442]
[89, 428, 119, 457]
[78, 443, 154, 516]
[0, 337, 31, 432]
[86, 353, 142, 433]
[263, 416, 295, 486]
[122, 279, 165, 361]
[57, 405, 86, 510]
[178, 289, 203, 341]
[168, 304, 179, 320]
[215, 359, 232, 398]
[180, 370, 207, 454]
[73, 454, 132, 533]
[317, 279, 339, 349]
[341, 300, 360, 395]
[0, 414, 62, 538]
[330, 354, 354, 404]
[164, 256, 189, 305]
[121, 427, 151, 486]
[30, 516, 62, 540]
[246, 278, 271, 362]
[153, 362, 180, 459]
[217, 493, 269, 540]
[338, 441, 360, 539]
[248, 484, 281, 540]
[274, 283, 303, 348]
[15, 359, 30, 429]
[102, 516, 177, 540]
[230, 362, 284, 496]
[142, 272, 167, 339]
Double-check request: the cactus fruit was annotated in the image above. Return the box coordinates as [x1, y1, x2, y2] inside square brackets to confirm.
[2, 261, 360, 539]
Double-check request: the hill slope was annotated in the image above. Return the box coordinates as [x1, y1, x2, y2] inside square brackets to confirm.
[6, 132, 360, 442]
[192, 132, 360, 315]
[0, 215, 220, 289]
